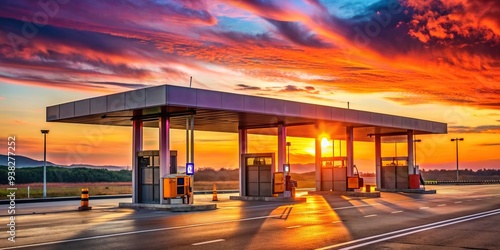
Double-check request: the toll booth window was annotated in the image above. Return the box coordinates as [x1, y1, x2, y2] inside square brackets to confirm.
[264, 157, 272, 165]
[248, 157, 272, 166]
[153, 156, 160, 167]
[153, 168, 159, 184]
[141, 167, 153, 184]
[139, 158, 149, 168]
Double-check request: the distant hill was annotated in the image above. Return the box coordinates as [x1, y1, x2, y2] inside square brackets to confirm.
[290, 163, 315, 173]
[0, 154, 57, 168]
[67, 164, 125, 171]
[0, 154, 125, 171]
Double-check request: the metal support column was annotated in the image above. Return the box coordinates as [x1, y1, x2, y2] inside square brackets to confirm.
[277, 123, 287, 173]
[277, 123, 288, 197]
[315, 136, 322, 191]
[131, 119, 143, 203]
[238, 129, 248, 196]
[375, 135, 381, 188]
[407, 130, 414, 174]
[346, 127, 354, 177]
[159, 116, 171, 204]
[189, 116, 194, 204]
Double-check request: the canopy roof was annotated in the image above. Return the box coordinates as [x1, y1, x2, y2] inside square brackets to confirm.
[47, 85, 447, 141]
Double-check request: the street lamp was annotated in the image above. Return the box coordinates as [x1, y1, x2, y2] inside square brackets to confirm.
[451, 138, 464, 182]
[414, 139, 421, 172]
[41, 130, 49, 198]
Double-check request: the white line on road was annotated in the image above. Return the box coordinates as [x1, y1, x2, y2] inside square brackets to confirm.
[391, 211, 403, 214]
[315, 208, 500, 250]
[192, 239, 225, 246]
[1, 214, 282, 249]
[419, 207, 429, 210]
[338, 210, 500, 250]
[437, 204, 446, 207]
[364, 214, 377, 218]
[286, 225, 302, 229]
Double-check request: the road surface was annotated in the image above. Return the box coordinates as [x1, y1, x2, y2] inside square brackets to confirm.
[0, 185, 498, 249]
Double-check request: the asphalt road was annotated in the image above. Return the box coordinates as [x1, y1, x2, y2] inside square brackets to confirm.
[0, 185, 498, 250]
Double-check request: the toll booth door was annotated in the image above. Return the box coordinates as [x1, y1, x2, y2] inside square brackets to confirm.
[246, 156, 272, 196]
[381, 165, 409, 189]
[138, 155, 160, 203]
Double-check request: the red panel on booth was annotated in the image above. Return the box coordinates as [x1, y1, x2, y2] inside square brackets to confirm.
[409, 174, 420, 189]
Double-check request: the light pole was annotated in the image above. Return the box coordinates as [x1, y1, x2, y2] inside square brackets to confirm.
[414, 139, 421, 172]
[41, 130, 49, 198]
[451, 138, 464, 182]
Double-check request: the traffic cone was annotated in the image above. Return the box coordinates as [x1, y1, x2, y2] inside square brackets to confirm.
[78, 188, 92, 211]
[212, 182, 218, 201]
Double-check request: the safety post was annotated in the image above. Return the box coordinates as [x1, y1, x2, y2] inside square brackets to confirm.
[212, 182, 218, 201]
[78, 188, 92, 211]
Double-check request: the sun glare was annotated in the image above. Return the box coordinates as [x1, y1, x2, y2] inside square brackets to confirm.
[321, 137, 331, 148]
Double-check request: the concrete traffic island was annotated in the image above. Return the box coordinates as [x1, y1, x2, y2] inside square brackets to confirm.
[229, 196, 307, 202]
[118, 203, 216, 212]
[377, 188, 437, 194]
[308, 190, 381, 198]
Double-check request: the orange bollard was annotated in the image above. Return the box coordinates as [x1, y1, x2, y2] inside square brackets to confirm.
[78, 188, 92, 211]
[212, 183, 218, 201]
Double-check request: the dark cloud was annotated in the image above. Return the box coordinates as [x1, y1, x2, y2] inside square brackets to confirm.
[236, 84, 261, 90]
[206, 30, 273, 45]
[87, 81, 149, 89]
[477, 143, 500, 147]
[267, 19, 332, 48]
[279, 85, 320, 94]
[449, 125, 500, 133]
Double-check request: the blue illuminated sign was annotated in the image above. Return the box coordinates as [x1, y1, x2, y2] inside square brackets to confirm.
[186, 163, 194, 175]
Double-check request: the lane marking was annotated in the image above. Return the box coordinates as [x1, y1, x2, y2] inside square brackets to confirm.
[315, 208, 500, 250]
[192, 239, 225, 246]
[1, 214, 282, 249]
[339, 210, 500, 250]
[437, 204, 446, 207]
[391, 211, 403, 214]
[455, 201, 462, 203]
[419, 207, 429, 210]
[286, 225, 302, 229]
[364, 214, 377, 218]
[334, 203, 383, 210]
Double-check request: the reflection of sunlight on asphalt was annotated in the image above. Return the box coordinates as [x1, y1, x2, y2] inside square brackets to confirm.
[279, 195, 352, 247]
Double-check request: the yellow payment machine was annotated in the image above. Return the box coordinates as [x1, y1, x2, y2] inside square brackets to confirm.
[163, 174, 192, 204]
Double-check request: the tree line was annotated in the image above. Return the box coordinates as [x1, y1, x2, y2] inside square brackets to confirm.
[421, 168, 500, 181]
[0, 166, 132, 184]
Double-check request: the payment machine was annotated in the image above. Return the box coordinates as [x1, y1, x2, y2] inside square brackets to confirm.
[163, 174, 192, 204]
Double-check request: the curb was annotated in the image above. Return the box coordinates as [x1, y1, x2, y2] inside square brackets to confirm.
[0, 190, 240, 205]
[229, 196, 307, 202]
[118, 202, 217, 212]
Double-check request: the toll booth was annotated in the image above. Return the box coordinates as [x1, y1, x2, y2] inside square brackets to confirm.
[241, 153, 275, 197]
[381, 157, 409, 189]
[137, 150, 177, 203]
[320, 156, 347, 191]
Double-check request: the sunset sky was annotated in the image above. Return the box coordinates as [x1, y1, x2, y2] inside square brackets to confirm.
[0, 0, 499, 172]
